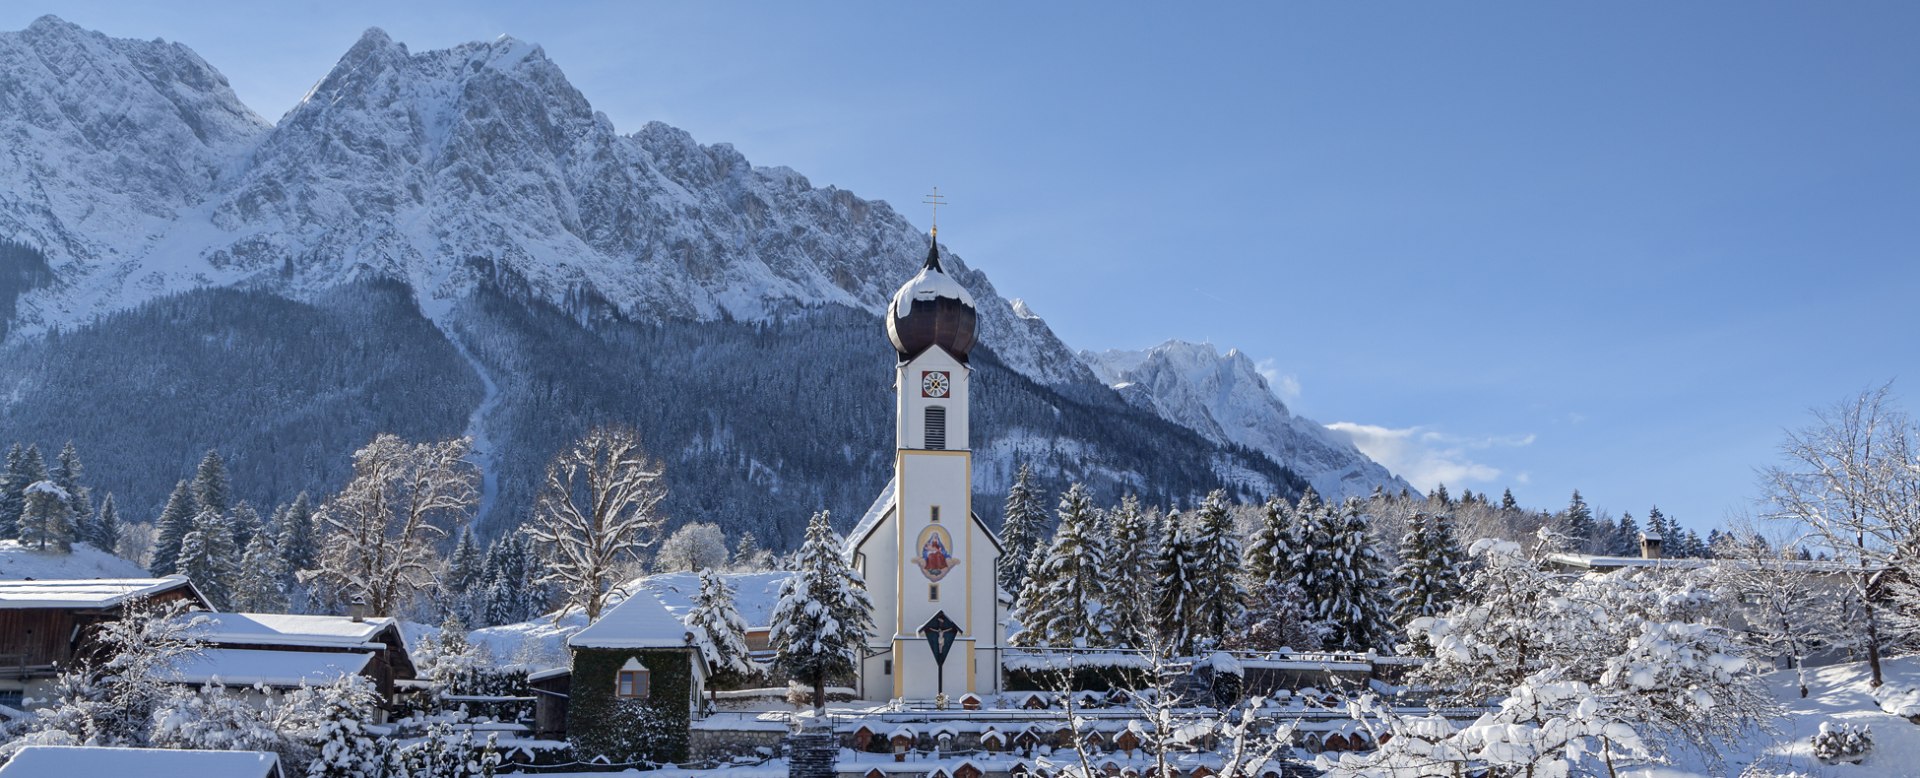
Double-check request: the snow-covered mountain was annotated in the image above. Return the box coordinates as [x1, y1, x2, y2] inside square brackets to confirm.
[0, 17, 1406, 540]
[1084, 341, 1413, 502]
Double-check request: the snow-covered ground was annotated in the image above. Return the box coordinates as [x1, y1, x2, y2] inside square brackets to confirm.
[1631, 656, 1920, 777]
[0, 540, 146, 579]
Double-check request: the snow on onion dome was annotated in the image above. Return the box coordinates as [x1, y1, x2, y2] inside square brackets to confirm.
[886, 235, 977, 362]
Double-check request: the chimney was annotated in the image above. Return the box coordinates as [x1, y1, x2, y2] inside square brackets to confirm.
[348, 596, 370, 623]
[1640, 532, 1663, 560]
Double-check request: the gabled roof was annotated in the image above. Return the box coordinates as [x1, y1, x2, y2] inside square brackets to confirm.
[638, 571, 790, 630]
[844, 475, 897, 556]
[154, 647, 375, 687]
[0, 577, 203, 609]
[180, 613, 398, 649]
[569, 589, 694, 650]
[0, 746, 280, 778]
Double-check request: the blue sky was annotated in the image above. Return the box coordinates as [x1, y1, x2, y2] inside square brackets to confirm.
[8, 2, 1916, 532]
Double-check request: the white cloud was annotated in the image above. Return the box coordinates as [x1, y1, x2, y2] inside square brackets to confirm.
[1323, 422, 1534, 492]
[1254, 358, 1302, 401]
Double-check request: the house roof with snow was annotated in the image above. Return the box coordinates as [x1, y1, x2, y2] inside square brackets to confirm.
[0, 745, 281, 778]
[637, 570, 791, 630]
[153, 647, 375, 687]
[0, 577, 204, 609]
[178, 612, 399, 649]
[1543, 552, 1860, 574]
[569, 589, 696, 650]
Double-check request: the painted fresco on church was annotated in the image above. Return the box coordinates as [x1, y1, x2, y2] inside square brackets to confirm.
[914, 525, 959, 582]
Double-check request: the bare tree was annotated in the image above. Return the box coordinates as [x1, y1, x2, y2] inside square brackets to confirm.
[302, 435, 479, 616]
[1761, 384, 1920, 687]
[525, 426, 668, 622]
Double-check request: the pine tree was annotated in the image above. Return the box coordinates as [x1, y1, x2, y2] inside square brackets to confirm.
[1244, 495, 1297, 586]
[1430, 484, 1452, 506]
[1391, 512, 1468, 637]
[150, 480, 197, 576]
[20, 480, 74, 552]
[1563, 490, 1596, 552]
[1187, 489, 1246, 650]
[1, 445, 50, 541]
[1500, 488, 1520, 512]
[92, 494, 122, 554]
[1645, 505, 1671, 541]
[229, 501, 261, 549]
[0, 444, 26, 538]
[51, 439, 93, 541]
[1153, 510, 1202, 653]
[277, 492, 317, 573]
[447, 528, 483, 602]
[1300, 499, 1394, 651]
[176, 509, 240, 610]
[231, 529, 291, 613]
[689, 570, 752, 685]
[480, 534, 541, 626]
[770, 510, 873, 711]
[1612, 512, 1642, 557]
[190, 450, 230, 518]
[1103, 495, 1161, 648]
[1014, 483, 1110, 648]
[998, 463, 1048, 596]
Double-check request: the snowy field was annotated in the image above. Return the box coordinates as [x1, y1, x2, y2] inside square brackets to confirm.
[0, 540, 144, 579]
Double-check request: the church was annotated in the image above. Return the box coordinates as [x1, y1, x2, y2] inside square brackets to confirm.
[843, 229, 1007, 701]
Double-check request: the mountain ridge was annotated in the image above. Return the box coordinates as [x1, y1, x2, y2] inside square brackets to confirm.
[0, 17, 1406, 539]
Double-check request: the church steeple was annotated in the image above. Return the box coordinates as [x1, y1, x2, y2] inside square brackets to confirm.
[885, 232, 977, 363]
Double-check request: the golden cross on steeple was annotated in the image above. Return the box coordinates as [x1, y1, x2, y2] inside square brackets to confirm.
[923, 186, 948, 237]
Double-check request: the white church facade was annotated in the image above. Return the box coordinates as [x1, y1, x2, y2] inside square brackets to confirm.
[843, 232, 1007, 701]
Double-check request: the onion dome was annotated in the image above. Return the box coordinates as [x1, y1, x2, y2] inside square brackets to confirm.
[886, 236, 977, 362]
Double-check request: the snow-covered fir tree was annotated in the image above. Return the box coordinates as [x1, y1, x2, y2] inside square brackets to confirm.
[52, 441, 93, 537]
[1153, 509, 1202, 654]
[190, 449, 230, 519]
[276, 492, 317, 573]
[91, 493, 121, 554]
[231, 528, 291, 613]
[525, 426, 668, 621]
[229, 500, 262, 549]
[0, 444, 24, 538]
[445, 527, 483, 619]
[150, 479, 197, 575]
[1103, 494, 1161, 648]
[304, 435, 477, 616]
[732, 530, 773, 571]
[769, 510, 872, 711]
[1562, 489, 1596, 552]
[1612, 511, 1642, 556]
[0, 445, 49, 540]
[998, 462, 1048, 596]
[20, 479, 74, 552]
[478, 532, 544, 626]
[1299, 498, 1393, 651]
[1014, 483, 1111, 648]
[1235, 494, 1318, 650]
[177, 509, 241, 610]
[1390, 511, 1468, 631]
[688, 569, 753, 685]
[1187, 489, 1246, 650]
[1501, 487, 1520, 512]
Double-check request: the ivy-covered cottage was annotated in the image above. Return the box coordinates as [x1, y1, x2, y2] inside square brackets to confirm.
[565, 590, 706, 763]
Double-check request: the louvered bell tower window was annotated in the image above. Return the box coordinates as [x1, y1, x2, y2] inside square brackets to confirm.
[925, 406, 947, 450]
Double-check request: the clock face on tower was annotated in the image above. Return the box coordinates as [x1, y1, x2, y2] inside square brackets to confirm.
[921, 370, 951, 398]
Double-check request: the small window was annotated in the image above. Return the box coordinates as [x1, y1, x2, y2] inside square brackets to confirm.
[883, 659, 893, 675]
[930, 505, 941, 522]
[925, 406, 947, 450]
[929, 584, 940, 601]
[616, 669, 649, 699]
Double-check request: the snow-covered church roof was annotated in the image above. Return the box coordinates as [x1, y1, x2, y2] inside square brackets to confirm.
[843, 475, 897, 556]
[0, 746, 281, 778]
[569, 589, 696, 650]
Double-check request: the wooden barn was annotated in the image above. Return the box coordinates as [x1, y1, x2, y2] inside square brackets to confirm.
[0, 578, 208, 708]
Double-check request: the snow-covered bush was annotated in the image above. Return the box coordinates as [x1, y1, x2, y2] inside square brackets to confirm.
[1811, 721, 1873, 765]
[0, 598, 206, 754]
